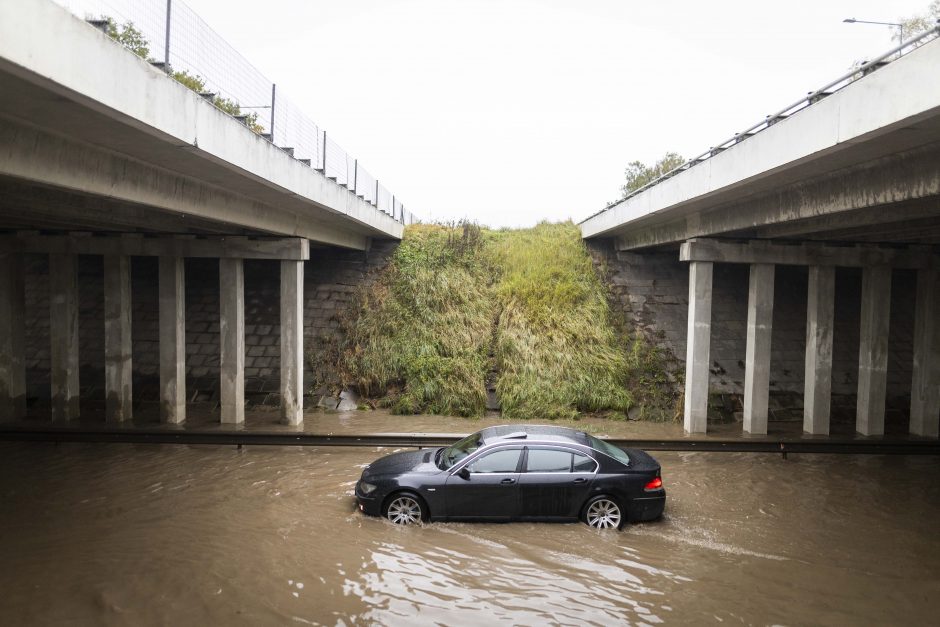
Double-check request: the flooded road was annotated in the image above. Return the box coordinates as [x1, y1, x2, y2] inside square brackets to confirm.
[0, 443, 938, 625]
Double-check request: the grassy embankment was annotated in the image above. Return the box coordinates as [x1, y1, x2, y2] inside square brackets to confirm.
[334, 221, 678, 420]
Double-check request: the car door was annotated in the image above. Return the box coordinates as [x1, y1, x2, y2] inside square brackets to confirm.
[444, 447, 523, 521]
[518, 447, 598, 520]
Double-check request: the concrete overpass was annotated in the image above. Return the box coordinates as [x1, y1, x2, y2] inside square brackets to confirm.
[0, 0, 408, 426]
[581, 30, 940, 438]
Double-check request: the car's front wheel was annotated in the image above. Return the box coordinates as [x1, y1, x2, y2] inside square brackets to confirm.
[582, 495, 624, 530]
[383, 492, 425, 525]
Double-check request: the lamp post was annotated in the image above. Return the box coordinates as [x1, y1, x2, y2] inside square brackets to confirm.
[843, 17, 904, 44]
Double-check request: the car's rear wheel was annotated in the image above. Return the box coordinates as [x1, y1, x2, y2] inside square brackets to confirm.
[582, 495, 623, 530]
[383, 492, 425, 525]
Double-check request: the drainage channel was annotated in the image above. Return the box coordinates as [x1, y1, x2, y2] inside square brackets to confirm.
[1, 426, 939, 456]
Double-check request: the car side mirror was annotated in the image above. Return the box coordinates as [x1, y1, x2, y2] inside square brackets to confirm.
[456, 467, 470, 480]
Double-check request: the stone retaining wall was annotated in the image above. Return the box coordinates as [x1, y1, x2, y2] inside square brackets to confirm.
[589, 239, 916, 417]
[22, 242, 397, 404]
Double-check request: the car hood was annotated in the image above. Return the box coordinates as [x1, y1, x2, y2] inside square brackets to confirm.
[364, 448, 441, 477]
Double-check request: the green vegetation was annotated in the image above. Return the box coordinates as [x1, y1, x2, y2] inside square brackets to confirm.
[171, 70, 264, 134]
[619, 152, 685, 198]
[340, 224, 496, 416]
[98, 18, 264, 134]
[333, 222, 679, 421]
[900, 1, 940, 41]
[104, 18, 150, 60]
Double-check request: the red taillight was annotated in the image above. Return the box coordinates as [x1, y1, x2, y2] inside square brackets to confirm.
[644, 477, 663, 490]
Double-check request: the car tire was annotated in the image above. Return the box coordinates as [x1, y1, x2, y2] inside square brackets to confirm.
[382, 492, 427, 525]
[581, 495, 624, 530]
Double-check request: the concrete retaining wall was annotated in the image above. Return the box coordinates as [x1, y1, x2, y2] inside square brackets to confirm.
[589, 240, 916, 417]
[22, 243, 396, 405]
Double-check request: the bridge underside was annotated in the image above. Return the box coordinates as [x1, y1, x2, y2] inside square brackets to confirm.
[582, 36, 940, 439]
[0, 0, 413, 427]
[610, 141, 940, 252]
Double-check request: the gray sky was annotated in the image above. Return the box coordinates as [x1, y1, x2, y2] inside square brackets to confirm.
[181, 0, 930, 227]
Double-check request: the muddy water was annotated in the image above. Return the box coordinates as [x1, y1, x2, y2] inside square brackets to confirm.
[0, 443, 938, 626]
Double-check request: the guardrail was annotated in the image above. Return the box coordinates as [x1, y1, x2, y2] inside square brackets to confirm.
[51, 0, 415, 225]
[584, 24, 940, 223]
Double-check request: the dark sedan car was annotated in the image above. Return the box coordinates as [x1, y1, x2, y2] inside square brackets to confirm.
[355, 425, 665, 530]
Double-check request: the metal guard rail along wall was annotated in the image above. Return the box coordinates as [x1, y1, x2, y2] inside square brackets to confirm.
[2, 425, 940, 457]
[583, 24, 940, 222]
[52, 0, 415, 226]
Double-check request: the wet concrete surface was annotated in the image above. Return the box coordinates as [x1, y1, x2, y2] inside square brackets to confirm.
[0, 441, 938, 625]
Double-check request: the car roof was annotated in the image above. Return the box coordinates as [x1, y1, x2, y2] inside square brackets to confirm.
[479, 424, 591, 447]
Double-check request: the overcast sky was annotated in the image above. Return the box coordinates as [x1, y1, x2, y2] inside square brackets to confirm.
[178, 0, 930, 227]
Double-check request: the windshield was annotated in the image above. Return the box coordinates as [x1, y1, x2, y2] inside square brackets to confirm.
[439, 431, 483, 469]
[585, 434, 631, 467]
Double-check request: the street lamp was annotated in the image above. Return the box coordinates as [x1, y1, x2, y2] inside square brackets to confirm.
[843, 17, 904, 44]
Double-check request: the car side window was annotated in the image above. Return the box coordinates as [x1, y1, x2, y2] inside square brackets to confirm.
[572, 452, 597, 473]
[467, 449, 521, 473]
[526, 448, 572, 473]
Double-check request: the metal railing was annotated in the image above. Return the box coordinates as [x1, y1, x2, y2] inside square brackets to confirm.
[50, 0, 415, 226]
[3, 424, 940, 455]
[584, 24, 940, 223]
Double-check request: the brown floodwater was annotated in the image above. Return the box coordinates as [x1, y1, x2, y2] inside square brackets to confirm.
[0, 442, 938, 626]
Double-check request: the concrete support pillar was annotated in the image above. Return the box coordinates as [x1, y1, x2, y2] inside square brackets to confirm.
[856, 266, 891, 436]
[159, 256, 186, 424]
[49, 254, 80, 421]
[910, 268, 940, 437]
[743, 264, 775, 435]
[219, 258, 245, 425]
[803, 266, 835, 435]
[683, 261, 713, 434]
[0, 253, 26, 421]
[280, 260, 304, 425]
[104, 255, 133, 422]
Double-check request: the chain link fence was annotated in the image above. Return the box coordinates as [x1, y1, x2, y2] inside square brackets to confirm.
[51, 0, 414, 225]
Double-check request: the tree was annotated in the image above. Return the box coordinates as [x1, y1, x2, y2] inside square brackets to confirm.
[900, 1, 940, 42]
[104, 18, 150, 60]
[619, 152, 685, 198]
[97, 17, 265, 135]
[171, 70, 265, 134]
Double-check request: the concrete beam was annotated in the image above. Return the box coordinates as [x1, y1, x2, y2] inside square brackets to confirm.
[280, 260, 304, 426]
[751, 202, 940, 240]
[803, 266, 835, 435]
[49, 254, 79, 421]
[743, 264, 775, 435]
[159, 257, 186, 424]
[219, 258, 245, 425]
[910, 268, 940, 437]
[3, 233, 310, 260]
[606, 144, 940, 250]
[0, 120, 371, 250]
[683, 261, 713, 434]
[0, 253, 26, 421]
[103, 255, 133, 422]
[0, 1, 403, 242]
[681, 238, 936, 269]
[582, 31, 940, 244]
[856, 267, 892, 436]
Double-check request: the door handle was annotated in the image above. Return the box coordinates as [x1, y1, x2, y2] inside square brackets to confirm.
[500, 478, 516, 485]
[572, 478, 588, 484]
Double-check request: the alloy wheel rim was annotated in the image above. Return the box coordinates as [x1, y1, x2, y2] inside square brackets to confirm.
[387, 496, 421, 525]
[587, 499, 621, 529]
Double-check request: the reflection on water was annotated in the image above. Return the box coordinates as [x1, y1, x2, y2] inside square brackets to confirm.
[0, 443, 938, 625]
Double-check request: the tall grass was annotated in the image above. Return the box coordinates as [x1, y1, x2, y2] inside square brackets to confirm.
[340, 223, 496, 416]
[338, 221, 679, 420]
[492, 222, 634, 419]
